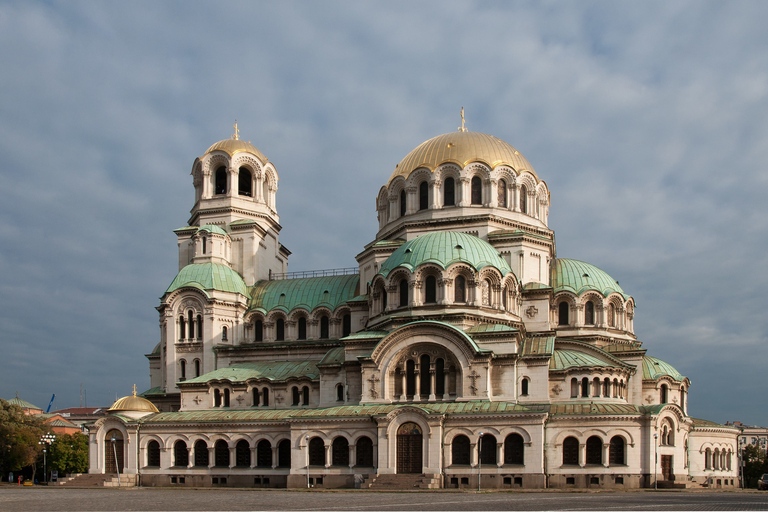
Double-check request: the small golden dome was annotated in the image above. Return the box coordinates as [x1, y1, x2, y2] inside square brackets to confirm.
[389, 131, 536, 185]
[203, 138, 267, 162]
[108, 386, 159, 414]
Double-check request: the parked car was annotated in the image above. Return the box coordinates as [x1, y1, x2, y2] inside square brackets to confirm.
[759, 473, 768, 490]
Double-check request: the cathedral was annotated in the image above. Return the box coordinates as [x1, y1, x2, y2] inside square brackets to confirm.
[88, 121, 738, 489]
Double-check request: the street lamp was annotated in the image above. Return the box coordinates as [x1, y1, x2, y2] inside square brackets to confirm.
[305, 435, 310, 488]
[38, 434, 56, 484]
[111, 437, 120, 487]
[478, 432, 484, 492]
[653, 433, 658, 490]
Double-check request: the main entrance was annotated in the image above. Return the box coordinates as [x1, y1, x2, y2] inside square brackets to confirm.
[105, 430, 124, 474]
[396, 422, 423, 474]
[661, 455, 673, 481]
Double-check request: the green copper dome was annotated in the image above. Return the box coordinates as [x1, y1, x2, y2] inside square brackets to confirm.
[642, 356, 687, 382]
[198, 224, 228, 236]
[552, 259, 628, 299]
[166, 263, 248, 296]
[378, 231, 512, 278]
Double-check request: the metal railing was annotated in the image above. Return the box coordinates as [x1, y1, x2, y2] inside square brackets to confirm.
[270, 267, 359, 280]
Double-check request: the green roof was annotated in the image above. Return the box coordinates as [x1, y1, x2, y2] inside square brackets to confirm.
[378, 231, 512, 278]
[552, 259, 628, 299]
[549, 403, 640, 416]
[183, 361, 319, 384]
[165, 263, 248, 296]
[6, 396, 42, 411]
[549, 349, 622, 371]
[340, 330, 388, 341]
[642, 356, 686, 382]
[198, 224, 228, 236]
[465, 323, 519, 335]
[521, 336, 555, 357]
[249, 274, 359, 313]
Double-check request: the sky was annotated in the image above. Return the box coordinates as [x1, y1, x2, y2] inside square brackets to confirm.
[1, 1, 766, 426]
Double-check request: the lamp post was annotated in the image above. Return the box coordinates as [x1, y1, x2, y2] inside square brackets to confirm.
[653, 433, 658, 490]
[38, 434, 56, 484]
[305, 435, 310, 488]
[111, 437, 120, 487]
[478, 432, 484, 492]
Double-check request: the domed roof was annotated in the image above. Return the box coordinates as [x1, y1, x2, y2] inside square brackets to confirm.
[552, 259, 629, 299]
[198, 224, 228, 236]
[378, 231, 512, 277]
[642, 356, 687, 382]
[203, 138, 267, 162]
[550, 349, 622, 371]
[108, 388, 159, 414]
[389, 131, 536, 184]
[165, 262, 248, 296]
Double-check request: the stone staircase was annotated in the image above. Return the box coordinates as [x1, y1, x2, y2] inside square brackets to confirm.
[363, 473, 441, 490]
[56, 473, 136, 487]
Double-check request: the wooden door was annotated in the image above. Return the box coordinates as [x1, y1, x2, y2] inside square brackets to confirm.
[105, 430, 124, 474]
[396, 422, 423, 474]
[661, 455, 673, 481]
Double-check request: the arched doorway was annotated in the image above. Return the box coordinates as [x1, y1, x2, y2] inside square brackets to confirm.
[105, 429, 124, 474]
[396, 422, 423, 474]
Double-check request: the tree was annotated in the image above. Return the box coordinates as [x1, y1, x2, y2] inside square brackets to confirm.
[49, 433, 89, 476]
[0, 399, 46, 479]
[741, 443, 766, 488]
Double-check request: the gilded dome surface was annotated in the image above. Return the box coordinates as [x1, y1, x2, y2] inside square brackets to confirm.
[108, 394, 159, 413]
[378, 231, 512, 277]
[389, 131, 536, 184]
[203, 138, 267, 162]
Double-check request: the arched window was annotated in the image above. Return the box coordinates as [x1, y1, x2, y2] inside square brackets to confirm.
[603, 377, 610, 397]
[215, 166, 227, 195]
[223, 388, 230, 408]
[504, 433, 524, 465]
[521, 377, 529, 396]
[419, 181, 428, 210]
[425, 275, 437, 304]
[586, 436, 602, 465]
[435, 358, 445, 396]
[581, 377, 590, 398]
[356, 436, 374, 467]
[235, 440, 250, 467]
[257, 439, 272, 467]
[238, 167, 252, 196]
[194, 359, 200, 377]
[277, 439, 291, 467]
[276, 319, 285, 341]
[292, 387, 300, 406]
[680, 386, 686, 410]
[498, 179, 507, 207]
[298, 317, 307, 340]
[452, 435, 470, 465]
[608, 304, 616, 327]
[179, 359, 186, 381]
[254, 320, 263, 342]
[332, 437, 349, 466]
[661, 419, 675, 446]
[221, 326, 227, 341]
[558, 301, 569, 325]
[302, 385, 310, 406]
[399, 279, 409, 307]
[262, 387, 269, 406]
[519, 184, 527, 213]
[563, 436, 579, 465]
[570, 378, 579, 398]
[471, 176, 482, 205]
[172, 441, 188, 468]
[479, 434, 497, 465]
[336, 384, 344, 402]
[444, 177, 455, 206]
[399, 189, 406, 217]
[202, 237, 207, 254]
[194, 440, 208, 467]
[308, 437, 325, 466]
[705, 448, 712, 469]
[252, 388, 260, 406]
[179, 316, 185, 340]
[214, 389, 221, 407]
[214, 440, 229, 467]
[196, 315, 202, 339]
[609, 436, 625, 465]
[419, 354, 431, 397]
[188, 311, 194, 339]
[585, 301, 595, 325]
[406, 359, 416, 397]
[320, 316, 329, 339]
[660, 384, 668, 403]
[454, 275, 466, 303]
[593, 377, 601, 397]
[342, 314, 351, 337]
[147, 440, 160, 467]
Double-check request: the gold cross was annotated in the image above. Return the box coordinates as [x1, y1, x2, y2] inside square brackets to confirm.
[232, 120, 240, 140]
[132, 384, 137, 396]
[459, 107, 467, 132]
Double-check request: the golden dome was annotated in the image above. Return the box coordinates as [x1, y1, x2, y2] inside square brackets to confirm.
[203, 138, 267, 162]
[389, 131, 536, 184]
[108, 387, 159, 414]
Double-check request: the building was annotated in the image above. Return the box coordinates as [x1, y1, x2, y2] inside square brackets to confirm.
[87, 123, 739, 489]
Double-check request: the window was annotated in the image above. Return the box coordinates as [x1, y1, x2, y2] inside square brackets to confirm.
[332, 437, 349, 466]
[435, 358, 445, 396]
[147, 440, 160, 467]
[342, 314, 351, 337]
[356, 436, 373, 467]
[215, 166, 227, 195]
[320, 316, 329, 339]
[608, 304, 616, 327]
[194, 440, 208, 467]
[214, 389, 221, 407]
[257, 440, 272, 467]
[585, 301, 595, 325]
[521, 377, 529, 396]
[179, 360, 186, 381]
[570, 378, 579, 398]
[406, 359, 416, 397]
[238, 167, 252, 196]
[399, 278, 408, 307]
[254, 320, 263, 342]
[179, 316, 185, 340]
[202, 237, 206, 254]
[302, 386, 310, 406]
[276, 319, 284, 341]
[444, 177, 455, 206]
[563, 437, 579, 465]
[223, 389, 230, 408]
[660, 384, 668, 403]
[609, 436, 625, 465]
[419, 181, 428, 210]
[399, 189, 406, 217]
[419, 354, 431, 396]
[504, 434, 524, 465]
[498, 179, 507, 207]
[558, 301, 569, 325]
[194, 359, 200, 377]
[586, 436, 602, 465]
[425, 275, 437, 304]
[680, 386, 686, 410]
[292, 387, 300, 406]
[221, 326, 227, 341]
[705, 448, 712, 469]
[452, 435, 470, 465]
[661, 419, 674, 446]
[188, 311, 194, 339]
[196, 315, 202, 340]
[214, 440, 229, 467]
[235, 440, 250, 467]
[471, 176, 482, 205]
[278, 439, 291, 467]
[581, 377, 589, 398]
[262, 387, 269, 406]
[454, 275, 466, 303]
[252, 388, 260, 406]
[479, 434, 497, 465]
[308, 437, 325, 466]
[336, 384, 344, 402]
[298, 317, 307, 340]
[519, 184, 527, 213]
